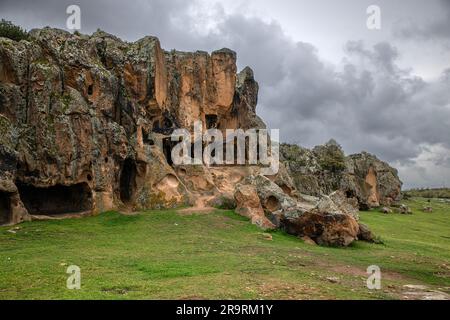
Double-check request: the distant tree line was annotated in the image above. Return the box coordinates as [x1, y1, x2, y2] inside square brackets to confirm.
[403, 188, 450, 199]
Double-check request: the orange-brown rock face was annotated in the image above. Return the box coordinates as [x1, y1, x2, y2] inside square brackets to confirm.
[281, 209, 360, 247]
[235, 184, 275, 231]
[365, 167, 380, 207]
[0, 28, 261, 225]
[163, 49, 239, 130]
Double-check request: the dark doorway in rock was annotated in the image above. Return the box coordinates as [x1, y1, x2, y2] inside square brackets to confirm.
[205, 114, 218, 129]
[0, 192, 11, 225]
[153, 116, 176, 135]
[152, 120, 160, 132]
[163, 138, 174, 166]
[87, 84, 93, 95]
[17, 183, 92, 215]
[346, 190, 355, 198]
[163, 117, 173, 129]
[120, 158, 137, 203]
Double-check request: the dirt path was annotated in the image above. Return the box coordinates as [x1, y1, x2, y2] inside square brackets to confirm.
[313, 259, 450, 300]
[178, 195, 217, 215]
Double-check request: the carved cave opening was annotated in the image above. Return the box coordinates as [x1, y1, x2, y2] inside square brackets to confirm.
[17, 183, 93, 215]
[345, 190, 355, 198]
[163, 138, 174, 166]
[163, 117, 173, 128]
[153, 116, 176, 135]
[120, 158, 137, 203]
[0, 192, 11, 225]
[205, 114, 218, 129]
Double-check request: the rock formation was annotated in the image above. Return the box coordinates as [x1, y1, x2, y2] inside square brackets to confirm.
[0, 28, 264, 224]
[280, 141, 403, 209]
[0, 27, 402, 246]
[234, 175, 363, 246]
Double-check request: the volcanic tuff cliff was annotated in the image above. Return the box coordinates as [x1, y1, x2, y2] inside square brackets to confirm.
[0, 28, 402, 246]
[0, 27, 265, 224]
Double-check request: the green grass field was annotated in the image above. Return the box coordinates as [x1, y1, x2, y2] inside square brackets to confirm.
[0, 198, 449, 300]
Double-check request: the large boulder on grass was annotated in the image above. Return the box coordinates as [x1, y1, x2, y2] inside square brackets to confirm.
[281, 209, 359, 247]
[316, 190, 360, 221]
[234, 184, 275, 231]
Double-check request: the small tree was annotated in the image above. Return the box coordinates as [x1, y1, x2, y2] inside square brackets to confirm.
[0, 19, 28, 41]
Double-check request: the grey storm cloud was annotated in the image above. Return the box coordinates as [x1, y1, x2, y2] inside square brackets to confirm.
[260, 38, 450, 159]
[1, 0, 450, 188]
[394, 0, 450, 41]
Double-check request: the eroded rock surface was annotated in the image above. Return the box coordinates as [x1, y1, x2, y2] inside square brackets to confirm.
[281, 209, 360, 247]
[234, 184, 275, 230]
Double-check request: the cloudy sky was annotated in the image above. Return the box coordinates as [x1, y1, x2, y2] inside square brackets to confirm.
[1, 0, 450, 189]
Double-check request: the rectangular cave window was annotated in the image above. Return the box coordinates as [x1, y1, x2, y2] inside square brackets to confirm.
[17, 183, 93, 215]
[205, 114, 218, 129]
[120, 158, 137, 203]
[0, 192, 11, 225]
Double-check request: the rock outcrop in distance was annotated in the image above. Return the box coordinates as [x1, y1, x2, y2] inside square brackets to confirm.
[280, 140, 403, 209]
[0, 28, 402, 246]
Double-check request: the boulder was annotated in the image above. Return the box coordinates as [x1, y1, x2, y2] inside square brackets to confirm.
[234, 184, 275, 231]
[422, 206, 433, 213]
[381, 207, 392, 214]
[241, 174, 314, 227]
[0, 178, 30, 226]
[266, 162, 297, 198]
[395, 204, 412, 215]
[239, 174, 363, 246]
[281, 209, 359, 247]
[300, 235, 317, 246]
[357, 223, 376, 243]
[316, 190, 360, 221]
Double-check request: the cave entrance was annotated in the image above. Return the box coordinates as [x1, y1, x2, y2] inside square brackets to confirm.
[17, 183, 92, 215]
[0, 192, 11, 225]
[163, 138, 174, 166]
[153, 116, 176, 135]
[120, 158, 137, 203]
[205, 114, 218, 129]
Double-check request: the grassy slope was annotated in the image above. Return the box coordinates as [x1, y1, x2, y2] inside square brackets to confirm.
[0, 198, 448, 300]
